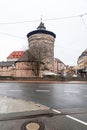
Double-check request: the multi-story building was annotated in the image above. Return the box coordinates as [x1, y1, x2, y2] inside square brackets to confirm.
[54, 58, 66, 75]
[77, 49, 87, 77]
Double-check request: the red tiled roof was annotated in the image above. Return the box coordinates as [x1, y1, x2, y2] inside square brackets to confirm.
[7, 51, 24, 59]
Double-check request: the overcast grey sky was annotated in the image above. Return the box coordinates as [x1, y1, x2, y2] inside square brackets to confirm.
[0, 0, 87, 65]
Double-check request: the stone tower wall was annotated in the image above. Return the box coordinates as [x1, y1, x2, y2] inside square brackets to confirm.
[28, 33, 55, 71]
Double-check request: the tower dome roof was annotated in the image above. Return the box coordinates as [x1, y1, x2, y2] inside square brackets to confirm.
[27, 22, 56, 38]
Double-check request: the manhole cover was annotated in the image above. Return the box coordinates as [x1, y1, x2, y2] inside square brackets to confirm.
[26, 122, 40, 130]
[21, 120, 45, 130]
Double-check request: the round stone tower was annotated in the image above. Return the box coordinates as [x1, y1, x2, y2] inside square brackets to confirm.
[27, 22, 56, 71]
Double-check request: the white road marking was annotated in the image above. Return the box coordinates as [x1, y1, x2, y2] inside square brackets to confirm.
[52, 108, 87, 126]
[36, 90, 50, 92]
[64, 90, 80, 93]
[8, 90, 23, 92]
[66, 115, 87, 126]
[52, 109, 61, 113]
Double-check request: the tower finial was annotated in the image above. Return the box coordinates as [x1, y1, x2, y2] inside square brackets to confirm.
[41, 14, 43, 22]
[37, 15, 46, 30]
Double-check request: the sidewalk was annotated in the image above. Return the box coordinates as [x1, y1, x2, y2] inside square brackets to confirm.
[0, 96, 49, 114]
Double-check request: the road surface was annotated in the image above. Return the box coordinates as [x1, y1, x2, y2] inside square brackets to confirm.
[0, 81, 87, 129]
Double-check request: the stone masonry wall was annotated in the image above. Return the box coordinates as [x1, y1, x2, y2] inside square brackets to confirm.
[28, 33, 55, 71]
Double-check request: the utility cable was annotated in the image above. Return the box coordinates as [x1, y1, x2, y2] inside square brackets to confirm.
[45, 13, 87, 21]
[0, 13, 87, 25]
[0, 13, 87, 39]
[0, 32, 25, 39]
[80, 15, 87, 29]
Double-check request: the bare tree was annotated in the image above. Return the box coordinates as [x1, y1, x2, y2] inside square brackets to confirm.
[29, 44, 48, 76]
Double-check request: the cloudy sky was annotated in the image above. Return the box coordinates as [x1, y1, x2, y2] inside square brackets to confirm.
[0, 0, 87, 65]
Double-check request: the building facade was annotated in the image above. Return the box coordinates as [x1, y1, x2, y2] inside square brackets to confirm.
[54, 58, 66, 75]
[77, 49, 87, 77]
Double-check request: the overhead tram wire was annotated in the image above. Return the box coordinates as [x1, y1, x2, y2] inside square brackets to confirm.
[0, 32, 25, 39]
[45, 13, 87, 30]
[45, 13, 87, 21]
[0, 13, 87, 25]
[80, 15, 87, 30]
[0, 20, 40, 25]
[0, 13, 87, 39]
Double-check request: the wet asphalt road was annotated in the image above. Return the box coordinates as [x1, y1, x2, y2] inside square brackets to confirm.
[0, 82, 87, 129]
[0, 82, 87, 109]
